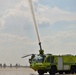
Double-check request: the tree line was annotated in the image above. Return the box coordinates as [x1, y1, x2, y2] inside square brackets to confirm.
[0, 63, 29, 68]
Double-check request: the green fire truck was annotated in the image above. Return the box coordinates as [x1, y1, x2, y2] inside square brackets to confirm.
[29, 53, 76, 75]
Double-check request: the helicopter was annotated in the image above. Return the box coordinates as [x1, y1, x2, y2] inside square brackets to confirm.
[22, 0, 76, 75]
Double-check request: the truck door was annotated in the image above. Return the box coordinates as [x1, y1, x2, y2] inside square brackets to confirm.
[58, 57, 63, 70]
[44, 56, 51, 69]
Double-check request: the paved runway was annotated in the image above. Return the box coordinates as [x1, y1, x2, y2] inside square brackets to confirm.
[0, 68, 76, 75]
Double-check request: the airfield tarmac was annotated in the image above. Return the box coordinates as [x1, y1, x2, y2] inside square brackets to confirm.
[0, 67, 76, 75]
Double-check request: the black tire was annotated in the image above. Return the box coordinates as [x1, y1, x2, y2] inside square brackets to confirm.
[65, 71, 69, 74]
[59, 71, 63, 74]
[49, 66, 57, 75]
[38, 70, 44, 75]
[75, 65, 76, 73]
[70, 65, 75, 74]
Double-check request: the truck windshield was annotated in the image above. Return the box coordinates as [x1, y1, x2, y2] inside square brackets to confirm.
[32, 55, 44, 63]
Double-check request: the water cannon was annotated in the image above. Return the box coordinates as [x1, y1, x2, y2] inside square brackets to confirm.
[39, 42, 44, 55]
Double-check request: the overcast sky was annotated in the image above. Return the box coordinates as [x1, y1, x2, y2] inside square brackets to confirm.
[0, 0, 76, 65]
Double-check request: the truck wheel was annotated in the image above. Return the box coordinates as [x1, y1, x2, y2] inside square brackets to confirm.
[38, 70, 44, 75]
[49, 66, 57, 75]
[59, 71, 63, 74]
[70, 65, 75, 74]
[75, 65, 76, 73]
[65, 71, 69, 74]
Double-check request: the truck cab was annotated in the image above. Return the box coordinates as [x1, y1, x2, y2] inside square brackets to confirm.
[29, 54, 53, 75]
[30, 54, 46, 70]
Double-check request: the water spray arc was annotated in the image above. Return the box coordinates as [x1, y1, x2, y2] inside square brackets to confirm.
[28, 0, 44, 54]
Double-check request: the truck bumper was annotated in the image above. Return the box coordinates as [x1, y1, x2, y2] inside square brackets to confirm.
[30, 63, 46, 71]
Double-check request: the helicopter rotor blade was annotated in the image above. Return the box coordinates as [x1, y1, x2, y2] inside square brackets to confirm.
[22, 54, 32, 58]
[22, 54, 36, 58]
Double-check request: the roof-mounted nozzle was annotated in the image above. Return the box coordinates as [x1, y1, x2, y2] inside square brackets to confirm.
[39, 42, 44, 55]
[39, 42, 42, 50]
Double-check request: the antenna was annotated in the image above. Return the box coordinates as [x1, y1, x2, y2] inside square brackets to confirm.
[28, 0, 42, 50]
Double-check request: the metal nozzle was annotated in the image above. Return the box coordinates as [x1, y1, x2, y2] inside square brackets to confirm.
[39, 42, 42, 50]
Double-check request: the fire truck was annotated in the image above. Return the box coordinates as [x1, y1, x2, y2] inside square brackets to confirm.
[29, 53, 76, 75]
